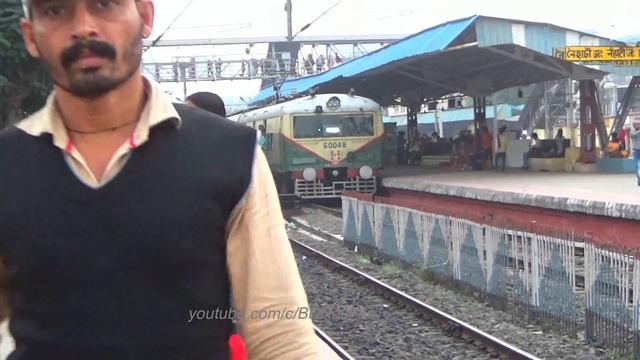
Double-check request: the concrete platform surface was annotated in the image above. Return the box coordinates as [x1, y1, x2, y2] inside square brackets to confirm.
[381, 167, 640, 220]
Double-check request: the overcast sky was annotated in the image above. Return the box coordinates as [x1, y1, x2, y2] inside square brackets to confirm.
[150, 0, 639, 41]
[146, 0, 640, 102]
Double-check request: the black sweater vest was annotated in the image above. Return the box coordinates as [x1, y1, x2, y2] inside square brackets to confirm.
[0, 105, 256, 360]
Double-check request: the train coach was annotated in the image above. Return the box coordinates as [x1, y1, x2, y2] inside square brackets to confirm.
[230, 93, 384, 199]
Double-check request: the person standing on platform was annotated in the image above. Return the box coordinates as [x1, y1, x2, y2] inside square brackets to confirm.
[397, 131, 407, 165]
[554, 129, 566, 157]
[627, 118, 640, 186]
[619, 127, 627, 152]
[480, 126, 493, 169]
[496, 126, 508, 171]
[215, 57, 223, 79]
[316, 54, 326, 72]
[258, 124, 267, 150]
[7, 1, 318, 359]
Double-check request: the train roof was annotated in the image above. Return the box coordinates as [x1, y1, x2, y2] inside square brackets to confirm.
[232, 94, 381, 124]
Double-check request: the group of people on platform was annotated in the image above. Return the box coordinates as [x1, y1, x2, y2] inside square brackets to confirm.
[302, 52, 343, 75]
[396, 125, 572, 172]
[394, 119, 640, 185]
[157, 50, 348, 82]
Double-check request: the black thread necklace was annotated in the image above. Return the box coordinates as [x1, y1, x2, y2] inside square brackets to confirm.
[65, 118, 139, 135]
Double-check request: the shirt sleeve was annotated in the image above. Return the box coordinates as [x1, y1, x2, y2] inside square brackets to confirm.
[225, 146, 319, 360]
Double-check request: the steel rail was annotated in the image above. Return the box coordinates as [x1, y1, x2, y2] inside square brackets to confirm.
[291, 239, 543, 360]
[314, 326, 356, 360]
[307, 203, 343, 218]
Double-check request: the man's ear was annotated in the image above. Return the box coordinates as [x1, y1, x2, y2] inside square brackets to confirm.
[20, 18, 41, 59]
[137, 0, 155, 39]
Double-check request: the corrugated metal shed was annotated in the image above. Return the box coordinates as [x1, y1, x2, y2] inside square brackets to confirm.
[474, 16, 622, 51]
[472, 16, 640, 77]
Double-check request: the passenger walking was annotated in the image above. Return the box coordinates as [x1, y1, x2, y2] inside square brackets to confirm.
[626, 118, 640, 186]
[9, 1, 318, 359]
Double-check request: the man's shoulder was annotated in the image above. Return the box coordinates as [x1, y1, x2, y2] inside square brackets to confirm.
[0, 126, 41, 165]
[0, 126, 30, 145]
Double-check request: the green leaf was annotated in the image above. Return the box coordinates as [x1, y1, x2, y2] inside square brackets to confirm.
[0, 0, 51, 126]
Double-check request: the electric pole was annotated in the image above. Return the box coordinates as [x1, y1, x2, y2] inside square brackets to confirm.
[285, 0, 293, 42]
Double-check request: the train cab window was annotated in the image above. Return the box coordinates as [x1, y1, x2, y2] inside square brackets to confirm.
[293, 114, 374, 139]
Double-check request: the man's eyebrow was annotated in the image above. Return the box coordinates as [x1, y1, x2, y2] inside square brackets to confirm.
[30, 0, 61, 8]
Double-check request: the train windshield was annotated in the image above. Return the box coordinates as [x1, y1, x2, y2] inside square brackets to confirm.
[293, 114, 374, 139]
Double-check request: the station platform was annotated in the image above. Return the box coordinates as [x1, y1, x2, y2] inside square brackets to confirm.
[381, 166, 640, 220]
[367, 166, 640, 247]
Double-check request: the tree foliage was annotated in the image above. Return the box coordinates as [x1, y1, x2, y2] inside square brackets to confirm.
[0, 0, 52, 128]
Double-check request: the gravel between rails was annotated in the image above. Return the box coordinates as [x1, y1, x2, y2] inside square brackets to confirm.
[294, 243, 498, 360]
[286, 205, 612, 360]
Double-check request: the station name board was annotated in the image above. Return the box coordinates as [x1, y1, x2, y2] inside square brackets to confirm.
[553, 46, 640, 66]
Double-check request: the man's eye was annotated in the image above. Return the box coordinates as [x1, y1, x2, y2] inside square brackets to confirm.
[43, 5, 65, 16]
[97, 0, 116, 9]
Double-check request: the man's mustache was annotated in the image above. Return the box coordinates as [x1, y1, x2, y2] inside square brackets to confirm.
[61, 40, 117, 69]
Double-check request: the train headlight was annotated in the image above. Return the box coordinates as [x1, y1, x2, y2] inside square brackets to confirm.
[331, 170, 339, 177]
[302, 168, 317, 181]
[326, 96, 341, 111]
[359, 166, 373, 179]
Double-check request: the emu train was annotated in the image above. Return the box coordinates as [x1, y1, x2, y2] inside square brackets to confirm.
[231, 93, 384, 199]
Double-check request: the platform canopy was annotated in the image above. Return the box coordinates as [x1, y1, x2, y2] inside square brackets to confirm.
[249, 15, 609, 107]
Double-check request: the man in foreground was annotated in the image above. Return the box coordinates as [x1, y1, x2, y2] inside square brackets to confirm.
[0, 0, 318, 358]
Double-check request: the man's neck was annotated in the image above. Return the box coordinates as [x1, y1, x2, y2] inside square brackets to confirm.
[55, 74, 146, 132]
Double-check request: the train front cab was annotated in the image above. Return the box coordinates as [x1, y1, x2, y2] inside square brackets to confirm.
[283, 107, 383, 199]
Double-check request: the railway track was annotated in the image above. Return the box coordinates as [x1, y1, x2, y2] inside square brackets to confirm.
[307, 203, 343, 219]
[292, 238, 541, 360]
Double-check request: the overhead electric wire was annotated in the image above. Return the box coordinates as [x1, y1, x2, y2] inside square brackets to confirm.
[292, 0, 344, 40]
[169, 23, 252, 31]
[145, 0, 199, 51]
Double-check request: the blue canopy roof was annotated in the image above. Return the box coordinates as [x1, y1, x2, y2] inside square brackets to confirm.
[250, 15, 608, 107]
[250, 16, 478, 105]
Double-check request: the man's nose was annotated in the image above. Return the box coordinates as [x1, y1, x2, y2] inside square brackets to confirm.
[70, 3, 99, 40]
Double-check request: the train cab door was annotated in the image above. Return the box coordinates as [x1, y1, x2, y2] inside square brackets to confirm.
[265, 117, 281, 165]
